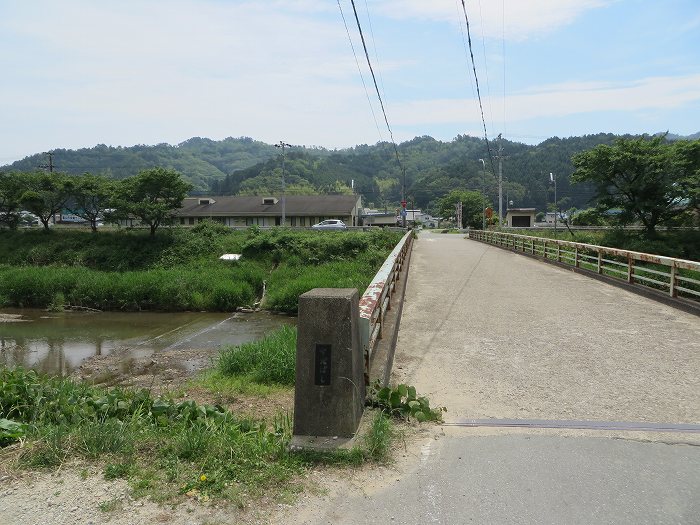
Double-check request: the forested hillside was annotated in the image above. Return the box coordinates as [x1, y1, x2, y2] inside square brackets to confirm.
[4, 132, 697, 213]
[3, 137, 280, 192]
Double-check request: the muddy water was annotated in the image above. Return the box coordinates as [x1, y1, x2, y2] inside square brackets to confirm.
[0, 308, 295, 377]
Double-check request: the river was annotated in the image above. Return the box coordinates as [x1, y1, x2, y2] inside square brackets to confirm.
[0, 308, 295, 377]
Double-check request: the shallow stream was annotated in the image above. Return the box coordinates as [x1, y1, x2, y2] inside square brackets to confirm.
[0, 308, 295, 377]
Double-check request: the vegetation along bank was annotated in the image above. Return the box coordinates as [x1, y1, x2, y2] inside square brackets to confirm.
[0, 222, 403, 312]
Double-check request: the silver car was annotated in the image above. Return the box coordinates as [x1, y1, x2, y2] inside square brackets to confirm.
[311, 219, 347, 230]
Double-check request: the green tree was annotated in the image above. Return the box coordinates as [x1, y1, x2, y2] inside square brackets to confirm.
[117, 168, 192, 236]
[571, 136, 697, 234]
[20, 172, 72, 231]
[0, 172, 29, 229]
[67, 173, 116, 232]
[438, 189, 485, 228]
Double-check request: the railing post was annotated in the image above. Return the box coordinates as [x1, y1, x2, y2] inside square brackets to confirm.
[597, 251, 603, 274]
[669, 263, 677, 297]
[557, 243, 561, 262]
[543, 241, 547, 259]
[574, 245, 579, 268]
[627, 255, 635, 284]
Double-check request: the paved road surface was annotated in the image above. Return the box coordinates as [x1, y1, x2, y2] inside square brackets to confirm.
[279, 231, 700, 525]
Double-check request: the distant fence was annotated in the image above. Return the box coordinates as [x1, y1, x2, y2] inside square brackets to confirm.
[469, 230, 700, 305]
[358, 230, 413, 381]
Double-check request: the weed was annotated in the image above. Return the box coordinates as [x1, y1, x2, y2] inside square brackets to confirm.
[104, 461, 133, 480]
[364, 411, 393, 462]
[217, 326, 297, 384]
[98, 498, 122, 513]
[368, 383, 446, 422]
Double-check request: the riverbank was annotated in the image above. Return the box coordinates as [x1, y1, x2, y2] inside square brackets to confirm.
[0, 223, 402, 312]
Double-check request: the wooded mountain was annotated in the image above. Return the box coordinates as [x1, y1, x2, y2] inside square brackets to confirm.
[4, 132, 698, 213]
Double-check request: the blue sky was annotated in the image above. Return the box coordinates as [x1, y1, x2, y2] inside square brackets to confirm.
[1, 0, 699, 164]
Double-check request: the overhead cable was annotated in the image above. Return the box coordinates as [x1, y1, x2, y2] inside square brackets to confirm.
[348, 0, 403, 171]
[337, 0, 384, 142]
[459, 0, 497, 177]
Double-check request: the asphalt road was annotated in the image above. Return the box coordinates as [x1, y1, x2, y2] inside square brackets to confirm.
[278, 231, 700, 525]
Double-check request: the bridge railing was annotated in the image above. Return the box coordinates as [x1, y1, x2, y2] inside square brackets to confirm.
[469, 230, 700, 303]
[359, 230, 413, 381]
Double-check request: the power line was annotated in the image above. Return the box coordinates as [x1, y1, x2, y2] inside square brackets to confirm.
[477, 0, 496, 138]
[502, 0, 507, 140]
[348, 0, 403, 172]
[336, 0, 384, 142]
[458, 0, 497, 178]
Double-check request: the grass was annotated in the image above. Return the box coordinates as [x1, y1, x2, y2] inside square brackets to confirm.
[217, 325, 297, 385]
[0, 367, 405, 506]
[0, 224, 403, 312]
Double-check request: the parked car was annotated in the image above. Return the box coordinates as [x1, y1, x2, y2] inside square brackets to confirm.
[311, 219, 347, 230]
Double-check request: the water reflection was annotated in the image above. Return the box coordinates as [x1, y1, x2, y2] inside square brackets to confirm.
[0, 309, 295, 377]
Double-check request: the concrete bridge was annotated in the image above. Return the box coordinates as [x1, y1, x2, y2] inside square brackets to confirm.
[287, 230, 700, 524]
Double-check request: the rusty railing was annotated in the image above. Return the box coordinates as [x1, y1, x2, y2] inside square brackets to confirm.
[469, 230, 700, 303]
[359, 230, 413, 379]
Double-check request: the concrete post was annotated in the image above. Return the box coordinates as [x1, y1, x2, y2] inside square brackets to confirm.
[292, 288, 365, 443]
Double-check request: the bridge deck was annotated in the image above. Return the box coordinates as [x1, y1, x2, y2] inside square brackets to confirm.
[395, 231, 700, 424]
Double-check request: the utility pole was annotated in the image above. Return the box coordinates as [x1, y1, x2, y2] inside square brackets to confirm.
[39, 151, 55, 172]
[274, 141, 292, 226]
[402, 167, 407, 228]
[479, 158, 486, 230]
[496, 134, 504, 226]
[550, 172, 557, 235]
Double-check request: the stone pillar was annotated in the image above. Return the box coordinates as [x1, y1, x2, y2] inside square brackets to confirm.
[292, 288, 365, 441]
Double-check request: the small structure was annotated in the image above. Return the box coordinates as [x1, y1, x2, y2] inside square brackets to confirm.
[505, 208, 537, 228]
[545, 211, 568, 224]
[361, 209, 398, 227]
[292, 288, 364, 449]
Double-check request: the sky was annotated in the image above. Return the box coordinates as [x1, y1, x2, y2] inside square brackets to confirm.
[1, 0, 699, 164]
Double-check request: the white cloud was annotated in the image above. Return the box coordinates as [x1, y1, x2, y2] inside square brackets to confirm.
[390, 74, 700, 125]
[373, 0, 611, 41]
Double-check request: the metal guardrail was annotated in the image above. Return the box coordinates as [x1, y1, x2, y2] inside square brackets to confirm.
[469, 230, 700, 302]
[359, 230, 413, 381]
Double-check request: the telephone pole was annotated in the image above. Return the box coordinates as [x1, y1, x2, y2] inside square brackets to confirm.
[479, 158, 486, 230]
[496, 134, 504, 225]
[39, 151, 55, 172]
[274, 141, 293, 226]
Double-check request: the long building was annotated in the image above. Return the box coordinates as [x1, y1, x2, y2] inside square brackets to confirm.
[173, 194, 363, 228]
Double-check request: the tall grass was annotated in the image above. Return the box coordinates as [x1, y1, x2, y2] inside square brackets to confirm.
[0, 263, 264, 311]
[217, 325, 297, 384]
[0, 225, 403, 312]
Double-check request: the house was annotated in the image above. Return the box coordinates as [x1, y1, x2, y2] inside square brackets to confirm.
[173, 194, 363, 228]
[545, 211, 568, 224]
[505, 208, 537, 227]
[361, 209, 399, 226]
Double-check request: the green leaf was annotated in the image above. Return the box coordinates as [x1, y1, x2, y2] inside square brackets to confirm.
[407, 386, 417, 400]
[397, 384, 409, 398]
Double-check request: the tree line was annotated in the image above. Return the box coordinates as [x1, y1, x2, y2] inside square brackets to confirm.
[0, 168, 191, 236]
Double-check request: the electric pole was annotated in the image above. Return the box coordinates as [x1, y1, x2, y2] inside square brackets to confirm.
[479, 158, 486, 230]
[274, 141, 293, 226]
[550, 172, 557, 235]
[496, 134, 504, 226]
[402, 167, 407, 228]
[39, 151, 55, 172]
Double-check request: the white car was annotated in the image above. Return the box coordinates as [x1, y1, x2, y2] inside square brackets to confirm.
[311, 219, 347, 230]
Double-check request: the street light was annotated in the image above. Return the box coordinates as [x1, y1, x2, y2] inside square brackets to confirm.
[479, 159, 486, 230]
[275, 141, 293, 226]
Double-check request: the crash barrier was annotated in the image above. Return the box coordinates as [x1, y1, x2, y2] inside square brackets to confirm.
[469, 230, 700, 304]
[359, 230, 414, 382]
